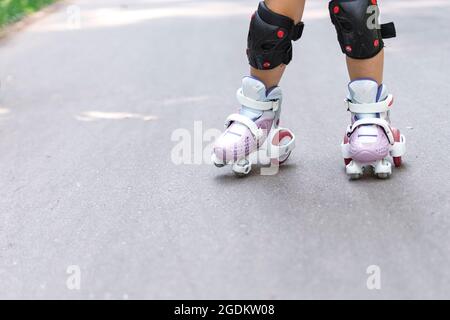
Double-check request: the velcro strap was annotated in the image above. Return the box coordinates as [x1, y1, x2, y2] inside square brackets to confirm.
[381, 22, 396, 39]
[291, 22, 305, 41]
[345, 94, 394, 113]
[236, 88, 280, 111]
[225, 114, 264, 141]
[347, 118, 395, 145]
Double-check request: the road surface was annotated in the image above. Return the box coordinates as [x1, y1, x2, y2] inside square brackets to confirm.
[0, 0, 449, 299]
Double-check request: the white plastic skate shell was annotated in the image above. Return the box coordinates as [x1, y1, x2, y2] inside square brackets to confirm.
[341, 95, 406, 179]
[212, 88, 295, 176]
[342, 142, 405, 180]
[212, 125, 296, 176]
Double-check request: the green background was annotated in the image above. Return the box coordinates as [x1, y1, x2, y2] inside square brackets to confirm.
[0, 0, 56, 27]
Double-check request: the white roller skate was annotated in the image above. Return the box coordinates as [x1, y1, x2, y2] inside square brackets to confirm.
[341, 79, 406, 179]
[211, 77, 296, 176]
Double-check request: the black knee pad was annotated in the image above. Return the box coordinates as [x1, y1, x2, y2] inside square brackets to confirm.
[329, 0, 396, 59]
[247, 2, 304, 70]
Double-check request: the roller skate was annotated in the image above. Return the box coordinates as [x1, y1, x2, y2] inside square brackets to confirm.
[341, 79, 406, 179]
[211, 76, 295, 176]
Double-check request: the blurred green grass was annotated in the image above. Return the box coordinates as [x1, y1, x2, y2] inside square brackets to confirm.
[0, 0, 56, 27]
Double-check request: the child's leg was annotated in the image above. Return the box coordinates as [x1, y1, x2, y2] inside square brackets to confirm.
[329, 0, 405, 179]
[212, 0, 306, 175]
[346, 49, 384, 85]
[251, 0, 306, 88]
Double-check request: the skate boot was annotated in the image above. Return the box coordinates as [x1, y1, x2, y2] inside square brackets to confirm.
[212, 76, 296, 176]
[341, 79, 406, 179]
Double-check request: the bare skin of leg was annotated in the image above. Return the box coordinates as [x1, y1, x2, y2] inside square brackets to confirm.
[250, 0, 306, 89]
[346, 49, 384, 85]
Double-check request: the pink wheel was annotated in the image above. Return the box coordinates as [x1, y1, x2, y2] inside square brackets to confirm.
[343, 134, 352, 166]
[271, 130, 293, 165]
[392, 127, 402, 168]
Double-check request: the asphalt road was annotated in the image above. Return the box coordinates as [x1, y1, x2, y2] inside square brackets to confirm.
[0, 0, 449, 299]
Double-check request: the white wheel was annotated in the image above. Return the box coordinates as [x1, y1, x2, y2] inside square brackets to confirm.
[349, 173, 362, 180]
[232, 159, 251, 176]
[374, 159, 392, 178]
[211, 153, 225, 168]
[346, 160, 363, 178]
[377, 172, 391, 179]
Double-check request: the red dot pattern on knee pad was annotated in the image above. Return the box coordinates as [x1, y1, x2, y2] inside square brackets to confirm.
[277, 29, 285, 39]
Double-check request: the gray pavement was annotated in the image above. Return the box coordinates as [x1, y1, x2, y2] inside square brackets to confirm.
[0, 0, 449, 299]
